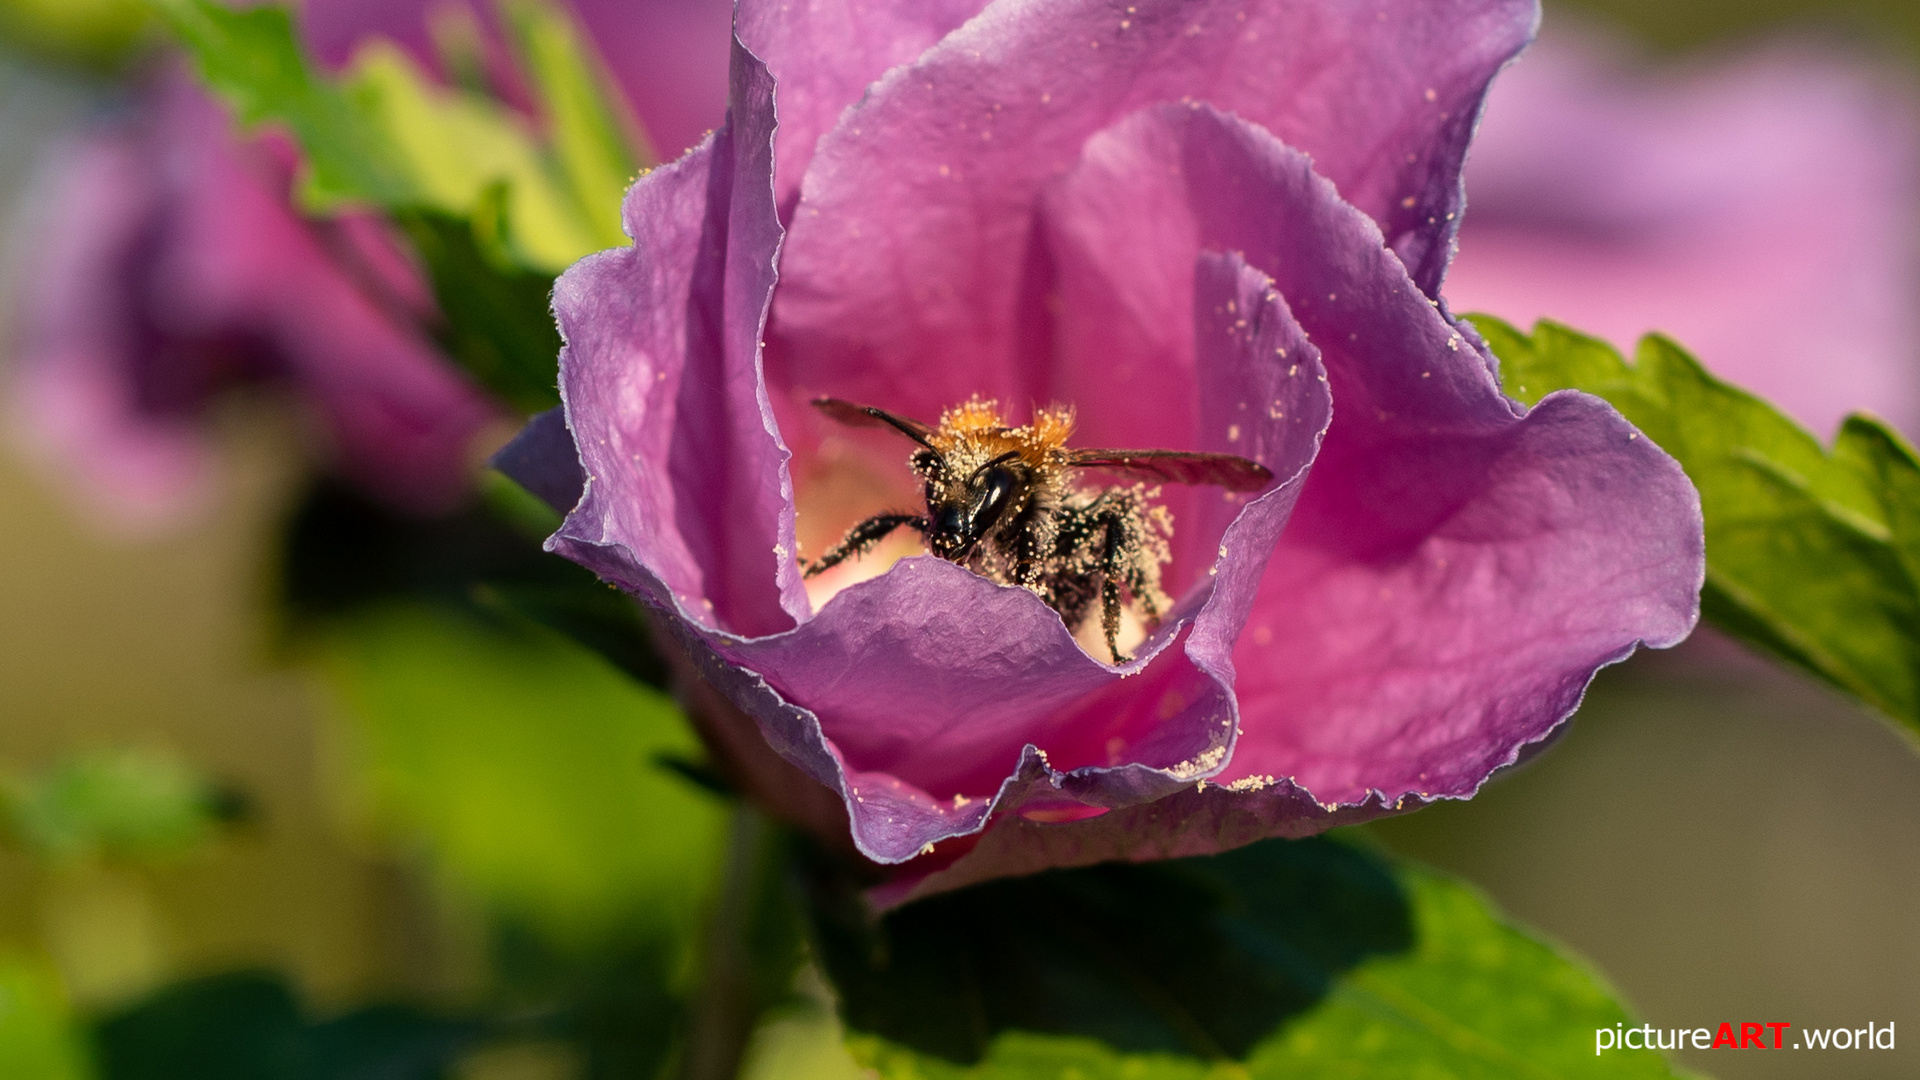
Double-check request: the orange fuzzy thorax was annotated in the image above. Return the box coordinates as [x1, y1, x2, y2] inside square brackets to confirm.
[931, 397, 1075, 470]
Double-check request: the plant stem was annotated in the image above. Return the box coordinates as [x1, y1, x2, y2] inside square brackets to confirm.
[679, 805, 774, 1080]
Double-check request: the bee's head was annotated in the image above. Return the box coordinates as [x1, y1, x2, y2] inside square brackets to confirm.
[916, 449, 1023, 562]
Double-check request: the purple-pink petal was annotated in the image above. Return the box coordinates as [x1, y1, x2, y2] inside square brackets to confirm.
[1043, 103, 1701, 808]
[15, 0, 739, 525]
[880, 775, 1395, 907]
[551, 40, 803, 639]
[734, 0, 989, 215]
[764, 0, 1534, 437]
[1229, 389, 1701, 804]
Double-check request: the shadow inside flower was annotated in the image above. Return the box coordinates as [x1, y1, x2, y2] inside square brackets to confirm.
[801, 835, 1412, 1063]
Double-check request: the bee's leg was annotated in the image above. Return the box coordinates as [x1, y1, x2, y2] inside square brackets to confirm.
[1009, 515, 1044, 590]
[1087, 490, 1171, 664]
[1120, 511, 1164, 631]
[804, 514, 926, 577]
[1092, 505, 1132, 664]
[1039, 504, 1096, 622]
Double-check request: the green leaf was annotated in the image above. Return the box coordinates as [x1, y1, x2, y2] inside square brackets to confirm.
[0, 0, 155, 72]
[149, 0, 615, 269]
[486, 923, 688, 1079]
[339, 39, 599, 268]
[310, 602, 725, 948]
[301, 580, 727, 1076]
[278, 478, 551, 620]
[2, 749, 231, 865]
[499, 0, 645, 236]
[149, 0, 412, 206]
[1471, 316, 1920, 742]
[1243, 862, 1674, 1077]
[739, 985, 871, 1080]
[93, 971, 479, 1080]
[819, 839, 1680, 1078]
[393, 202, 563, 413]
[146, 0, 642, 410]
[0, 958, 89, 1080]
[809, 836, 1410, 1063]
[278, 479, 667, 689]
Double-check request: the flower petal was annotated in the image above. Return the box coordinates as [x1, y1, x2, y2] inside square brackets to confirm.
[1051, 103, 1704, 800]
[765, 0, 1536, 427]
[491, 406, 583, 513]
[551, 39, 807, 637]
[1232, 392, 1702, 806]
[879, 778, 1396, 908]
[734, 0, 990, 214]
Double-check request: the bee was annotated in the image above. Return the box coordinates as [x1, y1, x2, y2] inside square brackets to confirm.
[805, 396, 1273, 663]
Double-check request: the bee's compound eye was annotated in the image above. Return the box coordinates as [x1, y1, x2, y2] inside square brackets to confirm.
[974, 466, 1018, 529]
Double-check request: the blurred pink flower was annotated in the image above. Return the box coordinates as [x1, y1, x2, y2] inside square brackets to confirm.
[11, 71, 495, 525]
[1446, 33, 1920, 438]
[6, 0, 732, 529]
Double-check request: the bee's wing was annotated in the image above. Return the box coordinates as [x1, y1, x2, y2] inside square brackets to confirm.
[1068, 449, 1274, 491]
[811, 397, 937, 448]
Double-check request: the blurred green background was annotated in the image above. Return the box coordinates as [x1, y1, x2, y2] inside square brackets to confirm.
[2, 1, 1919, 1079]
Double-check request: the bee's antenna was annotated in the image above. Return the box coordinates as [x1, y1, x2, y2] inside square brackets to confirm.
[811, 397, 938, 450]
[865, 407, 938, 450]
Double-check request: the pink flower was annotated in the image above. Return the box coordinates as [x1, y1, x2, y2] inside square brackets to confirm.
[1446, 33, 1920, 438]
[521, 0, 1704, 901]
[7, 0, 733, 528]
[11, 71, 494, 525]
